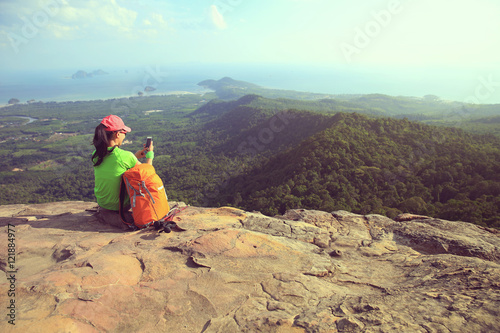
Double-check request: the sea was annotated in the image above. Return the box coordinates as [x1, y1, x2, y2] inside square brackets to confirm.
[1, 63, 498, 105]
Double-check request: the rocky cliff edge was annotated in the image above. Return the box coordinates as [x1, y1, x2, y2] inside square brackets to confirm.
[1, 201, 499, 333]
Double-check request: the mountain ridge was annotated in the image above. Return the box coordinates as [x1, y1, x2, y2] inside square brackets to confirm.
[198, 77, 339, 100]
[196, 77, 500, 137]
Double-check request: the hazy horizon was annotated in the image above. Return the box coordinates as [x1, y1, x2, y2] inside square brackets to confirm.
[1, 0, 499, 104]
[2, 63, 498, 105]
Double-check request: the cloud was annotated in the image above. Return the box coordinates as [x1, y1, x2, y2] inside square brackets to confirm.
[45, 0, 138, 37]
[97, 0, 137, 29]
[210, 5, 227, 30]
[46, 22, 81, 39]
[150, 13, 168, 29]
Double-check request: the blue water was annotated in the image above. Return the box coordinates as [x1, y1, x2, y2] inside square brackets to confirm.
[0, 66, 213, 104]
[1, 64, 498, 104]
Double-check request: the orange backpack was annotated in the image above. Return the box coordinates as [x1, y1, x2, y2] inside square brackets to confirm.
[119, 163, 170, 229]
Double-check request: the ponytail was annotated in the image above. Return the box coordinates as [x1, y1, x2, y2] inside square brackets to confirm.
[92, 124, 116, 167]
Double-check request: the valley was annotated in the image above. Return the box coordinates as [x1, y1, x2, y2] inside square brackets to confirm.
[0, 78, 499, 228]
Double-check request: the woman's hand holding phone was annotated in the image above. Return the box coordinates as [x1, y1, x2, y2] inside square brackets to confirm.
[134, 137, 154, 159]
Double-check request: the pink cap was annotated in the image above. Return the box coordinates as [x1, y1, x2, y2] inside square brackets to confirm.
[101, 115, 131, 132]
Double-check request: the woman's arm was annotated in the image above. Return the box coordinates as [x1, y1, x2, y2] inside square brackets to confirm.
[135, 148, 145, 159]
[145, 141, 154, 165]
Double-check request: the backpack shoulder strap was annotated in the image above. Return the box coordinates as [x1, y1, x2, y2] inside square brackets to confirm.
[119, 175, 136, 230]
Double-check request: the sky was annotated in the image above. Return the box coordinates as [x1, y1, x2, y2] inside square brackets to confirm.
[1, 0, 500, 102]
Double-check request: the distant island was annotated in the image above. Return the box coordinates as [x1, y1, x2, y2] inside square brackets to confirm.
[71, 69, 109, 79]
[137, 86, 156, 96]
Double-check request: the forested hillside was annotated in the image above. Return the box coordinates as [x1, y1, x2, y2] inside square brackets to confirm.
[0, 86, 499, 228]
[214, 113, 500, 228]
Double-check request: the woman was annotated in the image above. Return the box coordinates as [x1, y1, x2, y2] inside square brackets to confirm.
[92, 115, 154, 216]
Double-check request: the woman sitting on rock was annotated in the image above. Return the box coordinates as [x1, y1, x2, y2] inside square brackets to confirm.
[92, 115, 154, 227]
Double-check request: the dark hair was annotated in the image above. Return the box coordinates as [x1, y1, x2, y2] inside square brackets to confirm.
[92, 124, 117, 167]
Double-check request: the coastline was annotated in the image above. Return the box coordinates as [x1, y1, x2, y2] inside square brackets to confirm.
[0, 90, 211, 108]
[165, 91, 197, 95]
[0, 68, 212, 105]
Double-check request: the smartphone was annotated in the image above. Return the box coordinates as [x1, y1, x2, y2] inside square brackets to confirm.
[146, 136, 152, 149]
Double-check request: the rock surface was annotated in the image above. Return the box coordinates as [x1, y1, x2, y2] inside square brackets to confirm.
[1, 202, 499, 333]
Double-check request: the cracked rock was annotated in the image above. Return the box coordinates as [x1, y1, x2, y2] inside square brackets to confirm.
[0, 201, 499, 333]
